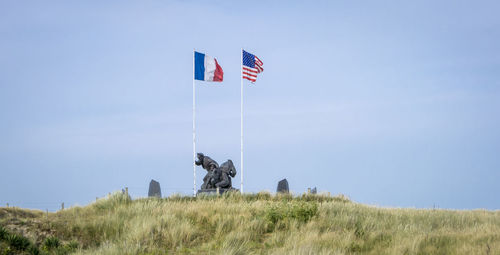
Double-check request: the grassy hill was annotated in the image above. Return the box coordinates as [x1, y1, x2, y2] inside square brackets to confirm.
[1, 192, 499, 255]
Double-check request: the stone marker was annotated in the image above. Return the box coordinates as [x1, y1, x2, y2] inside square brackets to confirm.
[277, 179, 289, 193]
[148, 179, 162, 198]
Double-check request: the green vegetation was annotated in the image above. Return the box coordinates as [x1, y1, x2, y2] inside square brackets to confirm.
[1, 192, 499, 254]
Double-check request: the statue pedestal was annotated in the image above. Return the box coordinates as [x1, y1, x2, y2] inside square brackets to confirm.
[197, 188, 239, 195]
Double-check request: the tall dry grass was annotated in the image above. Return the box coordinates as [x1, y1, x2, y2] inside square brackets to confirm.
[1, 192, 499, 254]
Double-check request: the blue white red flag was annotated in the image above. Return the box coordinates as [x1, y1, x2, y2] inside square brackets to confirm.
[194, 51, 223, 82]
[242, 50, 263, 83]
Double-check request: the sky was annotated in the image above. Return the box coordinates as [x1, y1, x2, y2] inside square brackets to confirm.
[1, 0, 499, 211]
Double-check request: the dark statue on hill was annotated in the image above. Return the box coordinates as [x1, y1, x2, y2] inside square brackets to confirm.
[196, 153, 237, 193]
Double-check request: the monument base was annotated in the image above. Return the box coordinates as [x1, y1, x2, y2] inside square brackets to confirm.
[197, 188, 239, 195]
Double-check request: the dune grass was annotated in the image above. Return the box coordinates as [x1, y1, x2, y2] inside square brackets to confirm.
[0, 192, 499, 254]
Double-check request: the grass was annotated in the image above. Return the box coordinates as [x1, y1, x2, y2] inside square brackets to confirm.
[0, 192, 499, 254]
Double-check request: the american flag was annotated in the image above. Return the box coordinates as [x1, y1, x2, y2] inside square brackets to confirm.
[242, 50, 263, 82]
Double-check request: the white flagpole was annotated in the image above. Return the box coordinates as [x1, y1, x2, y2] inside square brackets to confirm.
[240, 48, 244, 193]
[193, 49, 196, 197]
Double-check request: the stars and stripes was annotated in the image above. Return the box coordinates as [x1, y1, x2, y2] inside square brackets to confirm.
[242, 50, 263, 82]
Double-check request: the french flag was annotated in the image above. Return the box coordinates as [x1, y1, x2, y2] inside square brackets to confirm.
[194, 51, 224, 82]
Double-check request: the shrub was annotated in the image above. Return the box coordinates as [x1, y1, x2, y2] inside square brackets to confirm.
[65, 240, 79, 250]
[27, 245, 40, 255]
[265, 202, 318, 231]
[289, 202, 318, 223]
[265, 205, 285, 226]
[0, 226, 7, 241]
[43, 236, 61, 250]
[6, 233, 30, 251]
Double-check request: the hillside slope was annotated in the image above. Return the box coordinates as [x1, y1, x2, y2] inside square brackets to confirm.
[1, 192, 499, 254]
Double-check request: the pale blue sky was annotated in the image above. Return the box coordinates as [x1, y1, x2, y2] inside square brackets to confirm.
[1, 0, 499, 211]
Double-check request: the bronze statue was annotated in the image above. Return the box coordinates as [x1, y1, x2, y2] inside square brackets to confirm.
[196, 153, 237, 191]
